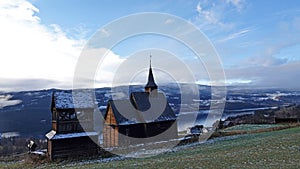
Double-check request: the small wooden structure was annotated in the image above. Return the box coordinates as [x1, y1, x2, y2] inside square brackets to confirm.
[45, 91, 98, 160]
[103, 60, 178, 147]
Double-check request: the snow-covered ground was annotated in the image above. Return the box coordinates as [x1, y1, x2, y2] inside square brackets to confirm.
[0, 94, 22, 109]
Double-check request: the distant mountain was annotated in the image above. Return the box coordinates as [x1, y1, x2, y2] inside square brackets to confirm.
[0, 85, 300, 138]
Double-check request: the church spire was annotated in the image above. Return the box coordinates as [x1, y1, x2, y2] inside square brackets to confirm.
[145, 55, 158, 92]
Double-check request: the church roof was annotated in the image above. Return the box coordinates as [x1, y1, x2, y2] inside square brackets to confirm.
[106, 92, 176, 125]
[52, 90, 94, 109]
[131, 92, 176, 122]
[107, 100, 143, 125]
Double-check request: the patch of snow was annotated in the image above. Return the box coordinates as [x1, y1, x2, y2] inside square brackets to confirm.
[119, 120, 137, 125]
[45, 130, 98, 140]
[45, 130, 56, 139]
[99, 105, 107, 110]
[1, 131, 20, 138]
[226, 99, 244, 103]
[31, 149, 47, 156]
[54, 91, 95, 109]
[0, 95, 22, 108]
[228, 106, 278, 112]
[53, 132, 98, 140]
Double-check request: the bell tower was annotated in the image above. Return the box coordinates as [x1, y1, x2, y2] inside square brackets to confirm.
[144, 56, 158, 93]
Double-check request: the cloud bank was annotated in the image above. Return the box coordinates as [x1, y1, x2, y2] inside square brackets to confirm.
[0, 0, 82, 91]
[0, 0, 126, 91]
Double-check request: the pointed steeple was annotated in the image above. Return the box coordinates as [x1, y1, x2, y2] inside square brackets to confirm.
[145, 55, 158, 92]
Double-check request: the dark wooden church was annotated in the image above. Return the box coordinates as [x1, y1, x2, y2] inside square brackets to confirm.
[103, 60, 178, 147]
[45, 91, 99, 160]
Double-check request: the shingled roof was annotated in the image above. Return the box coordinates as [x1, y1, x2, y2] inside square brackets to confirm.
[107, 100, 143, 125]
[52, 90, 94, 109]
[106, 92, 176, 125]
[131, 92, 176, 122]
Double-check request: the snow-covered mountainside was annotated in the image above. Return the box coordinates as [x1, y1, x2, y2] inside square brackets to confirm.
[0, 85, 300, 138]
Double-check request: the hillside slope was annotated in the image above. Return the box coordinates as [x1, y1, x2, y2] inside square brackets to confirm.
[2, 127, 299, 168]
[76, 127, 300, 169]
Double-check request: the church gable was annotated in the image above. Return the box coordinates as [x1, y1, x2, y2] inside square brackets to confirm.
[130, 92, 176, 123]
[105, 103, 117, 125]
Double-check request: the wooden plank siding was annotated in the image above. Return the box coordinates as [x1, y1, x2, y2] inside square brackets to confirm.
[103, 105, 119, 147]
[52, 121, 57, 131]
[48, 141, 52, 160]
[49, 136, 98, 160]
[103, 125, 119, 147]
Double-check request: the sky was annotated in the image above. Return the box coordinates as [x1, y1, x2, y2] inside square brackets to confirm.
[0, 0, 300, 91]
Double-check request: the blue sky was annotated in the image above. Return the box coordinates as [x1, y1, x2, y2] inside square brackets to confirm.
[0, 0, 300, 91]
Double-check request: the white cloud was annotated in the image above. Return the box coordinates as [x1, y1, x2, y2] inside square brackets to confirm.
[226, 0, 244, 12]
[244, 39, 300, 67]
[196, 2, 202, 14]
[196, 1, 219, 25]
[0, 0, 40, 23]
[0, 0, 210, 91]
[94, 48, 125, 88]
[195, 0, 245, 29]
[193, 1, 300, 89]
[0, 0, 85, 91]
[225, 79, 252, 85]
[246, 56, 288, 67]
[225, 61, 300, 89]
[0, 0, 128, 92]
[217, 29, 251, 42]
